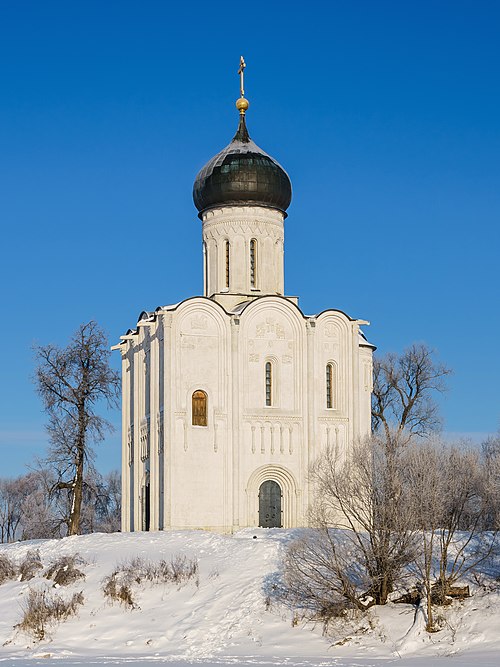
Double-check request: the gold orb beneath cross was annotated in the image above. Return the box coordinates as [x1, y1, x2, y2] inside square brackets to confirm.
[236, 97, 249, 112]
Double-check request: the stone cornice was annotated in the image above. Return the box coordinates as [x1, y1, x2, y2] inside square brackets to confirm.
[201, 205, 284, 223]
[203, 217, 283, 235]
[243, 414, 302, 423]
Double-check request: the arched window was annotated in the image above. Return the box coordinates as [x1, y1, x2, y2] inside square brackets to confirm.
[265, 361, 272, 406]
[250, 239, 257, 287]
[192, 390, 208, 426]
[225, 240, 230, 289]
[326, 363, 335, 409]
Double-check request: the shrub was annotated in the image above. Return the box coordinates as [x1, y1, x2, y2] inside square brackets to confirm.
[102, 554, 198, 609]
[16, 587, 84, 641]
[151, 554, 199, 585]
[102, 573, 135, 609]
[19, 550, 43, 582]
[44, 555, 85, 587]
[0, 554, 17, 585]
[280, 531, 369, 623]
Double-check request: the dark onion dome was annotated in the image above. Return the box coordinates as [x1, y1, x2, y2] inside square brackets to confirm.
[193, 110, 292, 217]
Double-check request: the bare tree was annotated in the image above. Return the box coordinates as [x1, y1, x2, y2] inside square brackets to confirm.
[77, 468, 121, 534]
[284, 434, 419, 614]
[19, 469, 62, 540]
[34, 321, 120, 536]
[0, 466, 121, 541]
[372, 343, 452, 442]
[95, 470, 121, 533]
[404, 441, 496, 631]
[284, 527, 370, 621]
[482, 433, 500, 530]
[0, 470, 63, 542]
[435, 447, 495, 598]
[0, 477, 27, 542]
[402, 442, 444, 631]
[284, 343, 453, 622]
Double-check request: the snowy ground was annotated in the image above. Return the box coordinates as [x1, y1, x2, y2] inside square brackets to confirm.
[0, 529, 499, 666]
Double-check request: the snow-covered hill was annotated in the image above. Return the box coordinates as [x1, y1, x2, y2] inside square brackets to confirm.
[0, 529, 499, 666]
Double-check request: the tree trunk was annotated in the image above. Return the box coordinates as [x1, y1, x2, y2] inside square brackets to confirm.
[378, 574, 390, 605]
[426, 589, 434, 632]
[68, 457, 83, 535]
[68, 416, 86, 536]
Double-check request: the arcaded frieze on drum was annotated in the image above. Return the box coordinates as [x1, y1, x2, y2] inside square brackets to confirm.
[201, 204, 285, 223]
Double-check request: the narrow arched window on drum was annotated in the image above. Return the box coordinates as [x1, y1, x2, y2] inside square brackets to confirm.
[265, 362, 272, 406]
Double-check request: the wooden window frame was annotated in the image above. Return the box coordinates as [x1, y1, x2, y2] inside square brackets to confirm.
[192, 389, 208, 426]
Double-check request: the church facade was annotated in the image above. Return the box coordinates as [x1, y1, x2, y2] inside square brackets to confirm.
[114, 78, 374, 533]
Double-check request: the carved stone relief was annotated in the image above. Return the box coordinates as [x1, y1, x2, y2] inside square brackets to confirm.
[324, 324, 339, 339]
[255, 318, 286, 339]
[190, 315, 208, 330]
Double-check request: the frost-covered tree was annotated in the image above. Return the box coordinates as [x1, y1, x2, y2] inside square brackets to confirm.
[0, 471, 61, 542]
[0, 466, 121, 542]
[34, 321, 120, 536]
[95, 470, 121, 533]
[404, 442, 495, 631]
[285, 433, 418, 612]
[0, 477, 25, 542]
[19, 469, 62, 540]
[372, 343, 452, 442]
[284, 344, 454, 619]
[482, 433, 500, 530]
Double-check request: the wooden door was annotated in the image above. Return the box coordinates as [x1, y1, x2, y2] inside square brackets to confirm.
[258, 480, 282, 528]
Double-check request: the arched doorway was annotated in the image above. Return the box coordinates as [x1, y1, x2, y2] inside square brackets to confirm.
[247, 465, 298, 528]
[258, 480, 282, 528]
[141, 480, 150, 532]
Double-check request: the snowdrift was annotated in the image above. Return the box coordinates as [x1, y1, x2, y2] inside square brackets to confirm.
[0, 529, 499, 666]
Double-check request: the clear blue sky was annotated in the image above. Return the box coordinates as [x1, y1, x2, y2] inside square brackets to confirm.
[1, 0, 499, 477]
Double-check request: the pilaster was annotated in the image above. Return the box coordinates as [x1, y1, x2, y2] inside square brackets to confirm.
[230, 315, 240, 530]
[132, 336, 142, 531]
[149, 324, 159, 531]
[306, 318, 316, 517]
[119, 344, 130, 531]
[162, 312, 173, 528]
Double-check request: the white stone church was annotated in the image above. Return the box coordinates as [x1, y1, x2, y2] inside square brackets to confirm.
[114, 78, 374, 533]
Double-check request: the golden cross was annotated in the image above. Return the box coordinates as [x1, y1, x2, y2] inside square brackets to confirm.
[238, 56, 246, 97]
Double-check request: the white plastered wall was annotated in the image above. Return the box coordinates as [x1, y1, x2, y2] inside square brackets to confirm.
[168, 299, 232, 531]
[201, 205, 285, 298]
[237, 297, 308, 529]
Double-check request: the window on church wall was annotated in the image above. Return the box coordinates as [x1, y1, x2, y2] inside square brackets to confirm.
[265, 362, 272, 407]
[127, 425, 134, 466]
[225, 240, 230, 289]
[326, 363, 336, 409]
[250, 239, 257, 287]
[157, 410, 164, 454]
[192, 390, 208, 426]
[140, 417, 150, 461]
